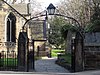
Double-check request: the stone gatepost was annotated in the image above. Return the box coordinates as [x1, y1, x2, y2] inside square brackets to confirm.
[71, 32, 84, 72]
[18, 32, 29, 71]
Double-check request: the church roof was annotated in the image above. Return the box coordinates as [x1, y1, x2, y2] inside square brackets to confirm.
[11, 3, 29, 15]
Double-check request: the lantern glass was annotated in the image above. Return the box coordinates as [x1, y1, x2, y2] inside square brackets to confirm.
[47, 3, 56, 15]
[47, 8, 55, 15]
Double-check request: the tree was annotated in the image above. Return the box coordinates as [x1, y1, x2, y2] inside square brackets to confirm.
[57, 0, 92, 27]
[85, 0, 100, 32]
[48, 16, 67, 49]
[61, 23, 78, 39]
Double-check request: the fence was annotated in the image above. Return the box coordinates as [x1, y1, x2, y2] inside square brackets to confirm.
[0, 42, 18, 71]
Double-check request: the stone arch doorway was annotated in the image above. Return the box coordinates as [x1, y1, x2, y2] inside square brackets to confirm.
[6, 12, 16, 42]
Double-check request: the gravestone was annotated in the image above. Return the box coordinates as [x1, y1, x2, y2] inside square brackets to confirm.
[18, 32, 28, 71]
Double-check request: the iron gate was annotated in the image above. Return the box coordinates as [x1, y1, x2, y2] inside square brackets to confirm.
[0, 42, 18, 71]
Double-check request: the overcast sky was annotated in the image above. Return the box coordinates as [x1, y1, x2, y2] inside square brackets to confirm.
[36, 0, 62, 9]
[14, 0, 62, 10]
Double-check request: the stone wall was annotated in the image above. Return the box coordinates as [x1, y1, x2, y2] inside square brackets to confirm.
[34, 41, 46, 56]
[0, 11, 7, 42]
[84, 32, 100, 70]
[84, 46, 100, 70]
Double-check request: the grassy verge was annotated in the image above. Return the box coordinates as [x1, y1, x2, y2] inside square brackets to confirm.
[56, 53, 71, 71]
[51, 49, 71, 64]
[59, 53, 71, 64]
[51, 49, 65, 57]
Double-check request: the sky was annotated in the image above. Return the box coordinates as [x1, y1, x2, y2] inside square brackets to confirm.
[36, 0, 62, 9]
[15, 0, 62, 10]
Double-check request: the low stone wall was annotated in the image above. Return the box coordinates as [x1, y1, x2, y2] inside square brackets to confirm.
[84, 46, 100, 70]
[38, 51, 47, 56]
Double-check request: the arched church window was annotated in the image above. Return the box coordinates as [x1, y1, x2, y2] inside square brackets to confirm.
[6, 13, 16, 42]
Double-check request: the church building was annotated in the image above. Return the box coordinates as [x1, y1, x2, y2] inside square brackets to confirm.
[0, 1, 30, 57]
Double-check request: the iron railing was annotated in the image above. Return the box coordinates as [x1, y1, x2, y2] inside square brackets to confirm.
[0, 42, 18, 71]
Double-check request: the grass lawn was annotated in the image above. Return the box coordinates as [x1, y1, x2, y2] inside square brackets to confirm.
[52, 49, 71, 66]
[51, 49, 71, 64]
[51, 49, 65, 57]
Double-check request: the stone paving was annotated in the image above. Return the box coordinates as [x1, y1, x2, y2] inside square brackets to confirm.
[35, 57, 70, 73]
[0, 57, 100, 75]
